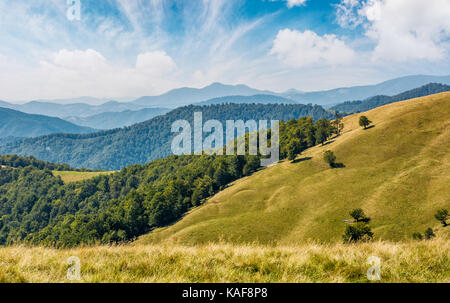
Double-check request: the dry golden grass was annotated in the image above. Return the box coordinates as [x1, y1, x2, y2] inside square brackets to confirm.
[138, 92, 450, 246]
[0, 239, 448, 283]
[52, 171, 112, 183]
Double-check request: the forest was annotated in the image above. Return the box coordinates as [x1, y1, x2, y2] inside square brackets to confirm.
[0, 103, 334, 170]
[0, 115, 335, 246]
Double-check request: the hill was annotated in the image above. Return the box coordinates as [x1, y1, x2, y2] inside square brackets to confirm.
[64, 108, 170, 129]
[196, 94, 298, 105]
[285, 74, 450, 105]
[138, 92, 450, 245]
[0, 107, 94, 139]
[133, 83, 276, 108]
[0, 101, 145, 118]
[330, 83, 450, 113]
[0, 103, 333, 170]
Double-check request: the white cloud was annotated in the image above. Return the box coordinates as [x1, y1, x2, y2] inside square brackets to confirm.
[136, 51, 176, 75]
[286, 0, 308, 8]
[336, 0, 450, 62]
[0, 49, 180, 101]
[270, 29, 355, 68]
[335, 0, 366, 29]
[273, 0, 308, 9]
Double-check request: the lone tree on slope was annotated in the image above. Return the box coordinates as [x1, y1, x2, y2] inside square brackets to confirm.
[434, 209, 449, 227]
[333, 112, 344, 136]
[342, 208, 373, 243]
[323, 150, 336, 168]
[359, 116, 372, 129]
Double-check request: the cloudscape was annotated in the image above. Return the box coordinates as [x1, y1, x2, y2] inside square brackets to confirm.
[1, 0, 450, 101]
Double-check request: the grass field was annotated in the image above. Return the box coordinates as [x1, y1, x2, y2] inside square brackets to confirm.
[138, 92, 450, 246]
[52, 171, 113, 183]
[0, 239, 448, 283]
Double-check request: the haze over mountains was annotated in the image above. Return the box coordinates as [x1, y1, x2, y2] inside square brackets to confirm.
[65, 108, 170, 129]
[283, 75, 450, 106]
[1, 74, 450, 143]
[330, 83, 450, 113]
[0, 103, 333, 170]
[0, 107, 94, 138]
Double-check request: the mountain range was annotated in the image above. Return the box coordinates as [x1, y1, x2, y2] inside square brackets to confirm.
[0, 103, 333, 170]
[285, 74, 450, 106]
[330, 83, 450, 113]
[0, 107, 94, 139]
[1, 74, 449, 118]
[64, 108, 170, 129]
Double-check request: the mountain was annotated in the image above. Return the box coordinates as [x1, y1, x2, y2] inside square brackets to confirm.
[196, 94, 298, 105]
[0, 103, 334, 170]
[133, 83, 277, 108]
[286, 74, 450, 105]
[0, 107, 94, 139]
[31, 97, 115, 106]
[65, 108, 170, 129]
[0, 101, 146, 118]
[330, 83, 450, 113]
[138, 92, 450, 245]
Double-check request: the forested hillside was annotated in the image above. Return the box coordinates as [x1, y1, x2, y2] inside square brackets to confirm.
[0, 114, 339, 246]
[0, 103, 333, 170]
[330, 83, 450, 113]
[0, 107, 94, 139]
[196, 94, 297, 105]
[64, 108, 170, 129]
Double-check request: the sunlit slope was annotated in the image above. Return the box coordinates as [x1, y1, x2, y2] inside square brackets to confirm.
[138, 92, 450, 245]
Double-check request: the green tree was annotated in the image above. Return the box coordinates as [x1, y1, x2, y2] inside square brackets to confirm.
[349, 208, 371, 223]
[343, 209, 373, 243]
[412, 232, 423, 240]
[434, 209, 448, 227]
[343, 223, 374, 243]
[323, 150, 337, 168]
[332, 112, 344, 136]
[424, 227, 435, 240]
[287, 138, 301, 161]
[359, 116, 372, 129]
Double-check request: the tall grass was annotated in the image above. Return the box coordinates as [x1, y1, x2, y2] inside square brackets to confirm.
[0, 239, 448, 283]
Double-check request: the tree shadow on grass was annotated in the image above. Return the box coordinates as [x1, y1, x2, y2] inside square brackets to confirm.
[292, 157, 312, 164]
[331, 162, 345, 168]
[363, 125, 375, 130]
[321, 140, 335, 146]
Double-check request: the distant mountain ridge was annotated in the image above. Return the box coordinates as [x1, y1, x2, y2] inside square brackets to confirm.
[286, 75, 450, 105]
[0, 103, 334, 170]
[133, 83, 277, 108]
[0, 107, 94, 139]
[330, 83, 450, 113]
[65, 108, 170, 129]
[196, 94, 298, 105]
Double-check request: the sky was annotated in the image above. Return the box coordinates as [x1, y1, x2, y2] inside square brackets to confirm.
[0, 0, 450, 102]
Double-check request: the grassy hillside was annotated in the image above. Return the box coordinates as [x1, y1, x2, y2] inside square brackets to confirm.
[52, 171, 113, 183]
[1, 239, 448, 282]
[139, 92, 450, 245]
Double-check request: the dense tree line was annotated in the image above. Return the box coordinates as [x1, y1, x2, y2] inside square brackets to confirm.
[0, 154, 263, 246]
[330, 83, 450, 113]
[0, 103, 334, 170]
[0, 155, 92, 171]
[0, 112, 339, 247]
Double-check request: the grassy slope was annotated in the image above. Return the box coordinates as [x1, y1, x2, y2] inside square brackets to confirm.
[1, 240, 448, 282]
[138, 92, 450, 245]
[52, 171, 112, 183]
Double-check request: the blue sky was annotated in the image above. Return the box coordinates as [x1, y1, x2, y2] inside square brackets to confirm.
[0, 0, 450, 102]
